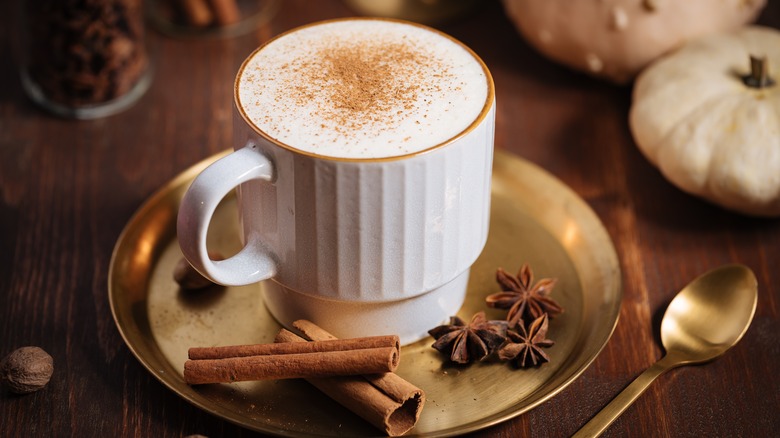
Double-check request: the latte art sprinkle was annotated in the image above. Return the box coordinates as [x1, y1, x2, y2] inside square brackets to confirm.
[288, 40, 439, 137]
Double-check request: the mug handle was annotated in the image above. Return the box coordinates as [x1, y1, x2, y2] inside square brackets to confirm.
[177, 146, 277, 286]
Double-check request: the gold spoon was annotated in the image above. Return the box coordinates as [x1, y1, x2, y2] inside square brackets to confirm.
[573, 264, 758, 438]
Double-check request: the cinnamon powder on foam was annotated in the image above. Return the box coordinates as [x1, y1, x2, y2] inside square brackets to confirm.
[277, 37, 450, 142]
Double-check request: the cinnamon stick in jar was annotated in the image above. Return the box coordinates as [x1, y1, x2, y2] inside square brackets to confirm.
[178, 0, 213, 27]
[207, 0, 240, 25]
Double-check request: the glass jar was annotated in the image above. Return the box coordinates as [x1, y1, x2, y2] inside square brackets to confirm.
[147, 0, 279, 39]
[19, 0, 152, 119]
[343, 0, 481, 25]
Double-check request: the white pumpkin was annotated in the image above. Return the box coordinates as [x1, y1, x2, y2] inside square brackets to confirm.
[502, 0, 765, 84]
[630, 26, 780, 217]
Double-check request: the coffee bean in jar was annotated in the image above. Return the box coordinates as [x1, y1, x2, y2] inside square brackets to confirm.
[20, 0, 151, 119]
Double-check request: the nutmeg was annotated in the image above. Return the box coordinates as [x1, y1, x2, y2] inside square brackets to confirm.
[174, 253, 223, 290]
[1, 346, 54, 394]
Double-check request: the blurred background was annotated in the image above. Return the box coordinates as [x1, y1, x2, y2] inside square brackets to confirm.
[1, 1, 779, 437]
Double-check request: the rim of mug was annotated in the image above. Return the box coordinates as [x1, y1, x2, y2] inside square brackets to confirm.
[233, 16, 496, 163]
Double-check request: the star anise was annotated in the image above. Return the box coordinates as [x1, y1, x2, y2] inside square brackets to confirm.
[499, 313, 555, 367]
[486, 264, 563, 328]
[428, 312, 508, 364]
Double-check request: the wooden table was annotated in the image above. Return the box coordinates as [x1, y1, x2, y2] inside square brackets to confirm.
[2, 1, 778, 436]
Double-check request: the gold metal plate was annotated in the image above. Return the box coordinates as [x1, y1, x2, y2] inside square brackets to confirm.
[109, 150, 622, 436]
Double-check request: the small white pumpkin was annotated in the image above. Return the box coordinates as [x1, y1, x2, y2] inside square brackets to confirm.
[630, 26, 780, 217]
[502, 0, 765, 83]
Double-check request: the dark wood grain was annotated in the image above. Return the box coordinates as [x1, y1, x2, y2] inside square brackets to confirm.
[1, 1, 779, 437]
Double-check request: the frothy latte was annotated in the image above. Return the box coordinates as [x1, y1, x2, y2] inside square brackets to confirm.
[236, 19, 490, 159]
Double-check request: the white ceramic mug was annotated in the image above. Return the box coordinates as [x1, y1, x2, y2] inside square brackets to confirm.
[177, 18, 495, 343]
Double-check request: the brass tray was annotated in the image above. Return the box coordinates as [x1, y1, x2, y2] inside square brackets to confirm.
[109, 150, 622, 436]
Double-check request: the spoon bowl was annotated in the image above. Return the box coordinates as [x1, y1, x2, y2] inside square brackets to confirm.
[574, 264, 758, 438]
[661, 264, 758, 365]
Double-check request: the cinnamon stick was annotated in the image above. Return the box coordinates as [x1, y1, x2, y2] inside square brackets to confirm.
[207, 0, 240, 26]
[292, 320, 425, 413]
[178, 0, 213, 27]
[188, 335, 399, 360]
[184, 346, 398, 385]
[292, 319, 339, 341]
[276, 321, 426, 436]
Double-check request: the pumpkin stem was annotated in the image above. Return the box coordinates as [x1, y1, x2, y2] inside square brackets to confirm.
[743, 55, 775, 89]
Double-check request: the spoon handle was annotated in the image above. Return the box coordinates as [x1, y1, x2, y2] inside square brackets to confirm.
[572, 355, 676, 438]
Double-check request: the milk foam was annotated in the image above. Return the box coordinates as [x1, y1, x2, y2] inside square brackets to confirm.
[236, 19, 489, 160]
